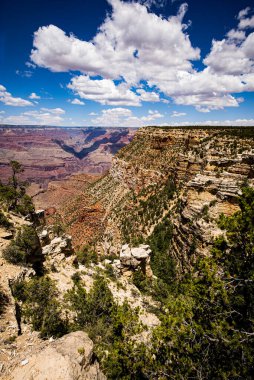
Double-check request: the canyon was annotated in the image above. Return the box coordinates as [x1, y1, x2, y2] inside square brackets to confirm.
[0, 125, 136, 185]
[1, 125, 254, 379]
[51, 126, 254, 266]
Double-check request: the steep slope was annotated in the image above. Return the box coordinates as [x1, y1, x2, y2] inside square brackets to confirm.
[85, 126, 254, 273]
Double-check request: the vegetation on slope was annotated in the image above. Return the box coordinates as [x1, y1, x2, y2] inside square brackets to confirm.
[3, 225, 43, 269]
[4, 151, 254, 378]
[0, 286, 9, 316]
[102, 187, 254, 379]
[12, 276, 68, 338]
[9, 186, 254, 378]
[119, 177, 176, 245]
[0, 209, 13, 229]
[0, 160, 34, 216]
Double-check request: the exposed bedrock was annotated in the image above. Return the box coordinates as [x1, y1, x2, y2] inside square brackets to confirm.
[87, 127, 254, 273]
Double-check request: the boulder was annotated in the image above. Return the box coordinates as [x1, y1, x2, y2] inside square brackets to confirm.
[9, 267, 36, 285]
[39, 230, 48, 239]
[131, 247, 150, 259]
[42, 235, 73, 257]
[10, 331, 105, 380]
[117, 244, 153, 277]
[38, 229, 50, 247]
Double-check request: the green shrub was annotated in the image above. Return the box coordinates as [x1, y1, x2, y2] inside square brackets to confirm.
[0, 287, 9, 316]
[76, 245, 98, 265]
[0, 161, 34, 216]
[14, 194, 34, 215]
[2, 244, 26, 265]
[148, 215, 176, 286]
[14, 276, 68, 339]
[0, 210, 13, 229]
[51, 222, 65, 236]
[209, 199, 216, 207]
[104, 263, 117, 280]
[132, 268, 148, 292]
[71, 272, 81, 284]
[65, 275, 116, 339]
[3, 226, 43, 269]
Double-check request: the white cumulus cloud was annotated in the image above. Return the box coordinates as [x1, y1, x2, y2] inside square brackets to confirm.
[29, 92, 41, 99]
[29, 1, 254, 112]
[40, 107, 65, 114]
[68, 75, 140, 106]
[204, 7, 254, 76]
[31, 0, 199, 85]
[238, 7, 251, 20]
[0, 84, 33, 107]
[136, 89, 160, 102]
[91, 107, 164, 127]
[69, 98, 85, 105]
[165, 119, 254, 127]
[171, 111, 186, 117]
[141, 109, 164, 122]
[239, 15, 254, 29]
[2, 109, 66, 125]
[3, 108, 66, 125]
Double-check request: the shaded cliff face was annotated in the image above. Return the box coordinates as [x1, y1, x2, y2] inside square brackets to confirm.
[0, 126, 136, 184]
[85, 126, 254, 272]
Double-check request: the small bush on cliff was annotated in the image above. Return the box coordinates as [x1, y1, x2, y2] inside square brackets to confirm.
[51, 221, 65, 236]
[0, 286, 9, 316]
[0, 210, 13, 229]
[76, 244, 98, 266]
[65, 274, 143, 373]
[132, 267, 148, 292]
[97, 301, 144, 379]
[3, 226, 43, 269]
[65, 275, 115, 333]
[0, 161, 34, 216]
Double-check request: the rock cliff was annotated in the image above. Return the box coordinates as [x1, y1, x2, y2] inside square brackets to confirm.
[86, 126, 254, 273]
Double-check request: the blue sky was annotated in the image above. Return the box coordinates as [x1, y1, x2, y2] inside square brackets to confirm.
[0, 0, 254, 127]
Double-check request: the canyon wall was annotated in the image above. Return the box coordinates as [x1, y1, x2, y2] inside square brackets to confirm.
[0, 126, 136, 184]
[85, 126, 254, 272]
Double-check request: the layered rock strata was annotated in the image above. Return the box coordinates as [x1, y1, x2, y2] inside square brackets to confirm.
[0, 126, 136, 184]
[86, 127, 254, 273]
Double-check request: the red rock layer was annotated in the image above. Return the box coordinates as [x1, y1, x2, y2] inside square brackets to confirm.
[0, 126, 136, 184]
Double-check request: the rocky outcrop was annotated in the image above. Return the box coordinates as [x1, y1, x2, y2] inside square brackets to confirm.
[40, 231, 75, 271]
[42, 234, 73, 256]
[112, 244, 153, 277]
[187, 172, 243, 200]
[9, 331, 105, 380]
